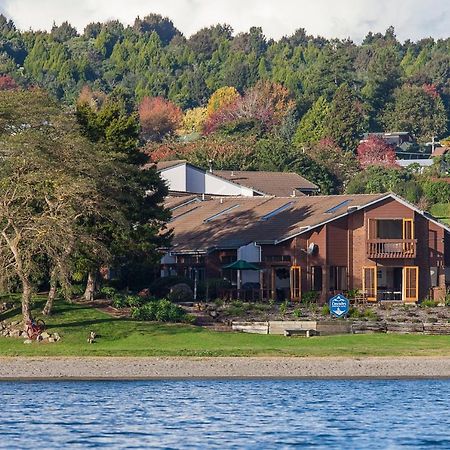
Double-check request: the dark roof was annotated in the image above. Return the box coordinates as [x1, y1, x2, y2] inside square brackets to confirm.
[213, 170, 319, 196]
[165, 193, 387, 253]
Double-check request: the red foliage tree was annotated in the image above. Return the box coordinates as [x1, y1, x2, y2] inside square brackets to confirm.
[357, 135, 398, 169]
[0, 75, 18, 91]
[203, 81, 295, 134]
[139, 96, 182, 141]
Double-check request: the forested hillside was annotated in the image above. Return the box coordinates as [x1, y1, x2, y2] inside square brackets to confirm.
[1, 14, 449, 138]
[0, 13, 449, 215]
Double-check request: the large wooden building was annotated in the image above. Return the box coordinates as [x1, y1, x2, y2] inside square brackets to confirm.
[161, 193, 450, 303]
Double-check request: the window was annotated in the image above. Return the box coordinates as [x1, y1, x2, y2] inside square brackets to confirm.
[363, 267, 377, 301]
[176, 255, 205, 265]
[203, 204, 240, 223]
[290, 266, 301, 301]
[325, 199, 352, 214]
[368, 218, 415, 239]
[263, 255, 291, 263]
[403, 266, 419, 302]
[329, 266, 347, 291]
[311, 266, 322, 291]
[260, 202, 294, 221]
[376, 219, 403, 239]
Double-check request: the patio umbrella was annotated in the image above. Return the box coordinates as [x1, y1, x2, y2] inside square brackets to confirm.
[222, 260, 260, 271]
[222, 260, 261, 290]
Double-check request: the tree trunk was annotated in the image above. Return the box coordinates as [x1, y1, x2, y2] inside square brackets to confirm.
[43, 267, 57, 316]
[84, 270, 96, 301]
[21, 278, 32, 327]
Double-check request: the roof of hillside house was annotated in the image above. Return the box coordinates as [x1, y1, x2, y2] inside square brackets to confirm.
[432, 147, 449, 157]
[165, 193, 384, 253]
[213, 170, 319, 196]
[164, 193, 450, 254]
[156, 160, 187, 171]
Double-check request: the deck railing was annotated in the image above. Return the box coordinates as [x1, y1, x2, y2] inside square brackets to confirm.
[366, 239, 416, 258]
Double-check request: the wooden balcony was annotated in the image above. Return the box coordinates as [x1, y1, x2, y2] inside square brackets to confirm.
[366, 239, 416, 258]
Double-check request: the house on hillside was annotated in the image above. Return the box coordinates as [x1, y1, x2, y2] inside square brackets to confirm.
[161, 193, 450, 304]
[155, 160, 319, 197]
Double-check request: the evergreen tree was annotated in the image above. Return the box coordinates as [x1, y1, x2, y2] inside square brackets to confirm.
[326, 84, 367, 151]
[382, 84, 448, 142]
[293, 96, 330, 146]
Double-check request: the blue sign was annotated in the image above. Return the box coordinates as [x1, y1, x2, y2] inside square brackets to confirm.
[329, 294, 349, 318]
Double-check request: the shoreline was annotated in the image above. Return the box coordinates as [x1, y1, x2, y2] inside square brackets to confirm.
[2, 356, 450, 380]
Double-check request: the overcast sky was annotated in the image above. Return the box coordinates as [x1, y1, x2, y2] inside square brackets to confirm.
[0, 0, 449, 42]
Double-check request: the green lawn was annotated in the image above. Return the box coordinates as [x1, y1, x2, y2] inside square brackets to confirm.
[2, 298, 450, 357]
[430, 202, 450, 225]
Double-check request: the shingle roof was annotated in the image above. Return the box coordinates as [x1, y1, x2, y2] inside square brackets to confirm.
[156, 160, 187, 171]
[213, 170, 319, 196]
[165, 193, 387, 253]
[432, 147, 449, 157]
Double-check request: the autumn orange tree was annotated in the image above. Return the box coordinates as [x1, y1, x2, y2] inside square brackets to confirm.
[139, 96, 182, 141]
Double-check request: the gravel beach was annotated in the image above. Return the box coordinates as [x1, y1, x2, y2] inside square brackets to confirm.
[1, 357, 450, 379]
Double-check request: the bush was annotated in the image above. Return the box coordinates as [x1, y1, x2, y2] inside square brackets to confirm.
[71, 284, 85, 297]
[321, 304, 330, 316]
[100, 286, 117, 300]
[131, 299, 187, 322]
[302, 291, 319, 304]
[112, 293, 127, 309]
[149, 276, 193, 298]
[421, 299, 439, 308]
[168, 283, 194, 303]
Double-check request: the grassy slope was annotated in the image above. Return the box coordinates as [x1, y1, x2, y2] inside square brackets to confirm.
[2, 299, 450, 357]
[430, 202, 450, 225]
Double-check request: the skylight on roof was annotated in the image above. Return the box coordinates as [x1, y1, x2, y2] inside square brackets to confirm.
[170, 205, 202, 222]
[170, 198, 200, 212]
[325, 199, 352, 214]
[203, 204, 240, 223]
[260, 202, 294, 221]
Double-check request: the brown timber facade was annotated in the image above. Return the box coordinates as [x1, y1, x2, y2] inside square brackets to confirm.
[162, 194, 450, 304]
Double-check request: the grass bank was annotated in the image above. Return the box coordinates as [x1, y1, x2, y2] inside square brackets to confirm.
[2, 299, 450, 357]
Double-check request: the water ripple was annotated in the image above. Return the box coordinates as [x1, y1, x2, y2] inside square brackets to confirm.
[1, 380, 450, 449]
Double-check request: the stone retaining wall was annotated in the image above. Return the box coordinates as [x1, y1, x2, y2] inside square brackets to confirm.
[231, 320, 450, 336]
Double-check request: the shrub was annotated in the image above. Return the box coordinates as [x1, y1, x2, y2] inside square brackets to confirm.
[293, 308, 302, 318]
[168, 283, 194, 303]
[112, 293, 127, 309]
[302, 291, 319, 304]
[149, 276, 193, 298]
[321, 304, 330, 316]
[125, 295, 143, 308]
[71, 284, 85, 297]
[100, 286, 117, 300]
[131, 299, 187, 322]
[421, 299, 439, 308]
[279, 299, 290, 316]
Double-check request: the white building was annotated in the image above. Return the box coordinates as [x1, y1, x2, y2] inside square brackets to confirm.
[156, 160, 319, 197]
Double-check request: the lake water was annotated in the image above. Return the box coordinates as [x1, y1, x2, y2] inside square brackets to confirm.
[1, 380, 449, 449]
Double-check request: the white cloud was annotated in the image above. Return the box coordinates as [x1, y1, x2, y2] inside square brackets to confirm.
[0, 0, 449, 42]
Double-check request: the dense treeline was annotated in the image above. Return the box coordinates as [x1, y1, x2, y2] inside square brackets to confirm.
[0, 14, 449, 201]
[0, 14, 449, 142]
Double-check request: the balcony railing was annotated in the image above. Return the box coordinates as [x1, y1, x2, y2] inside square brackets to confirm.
[366, 239, 416, 258]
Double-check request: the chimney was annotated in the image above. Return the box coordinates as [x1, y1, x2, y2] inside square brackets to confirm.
[292, 189, 296, 197]
[208, 159, 213, 173]
[231, 170, 234, 177]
